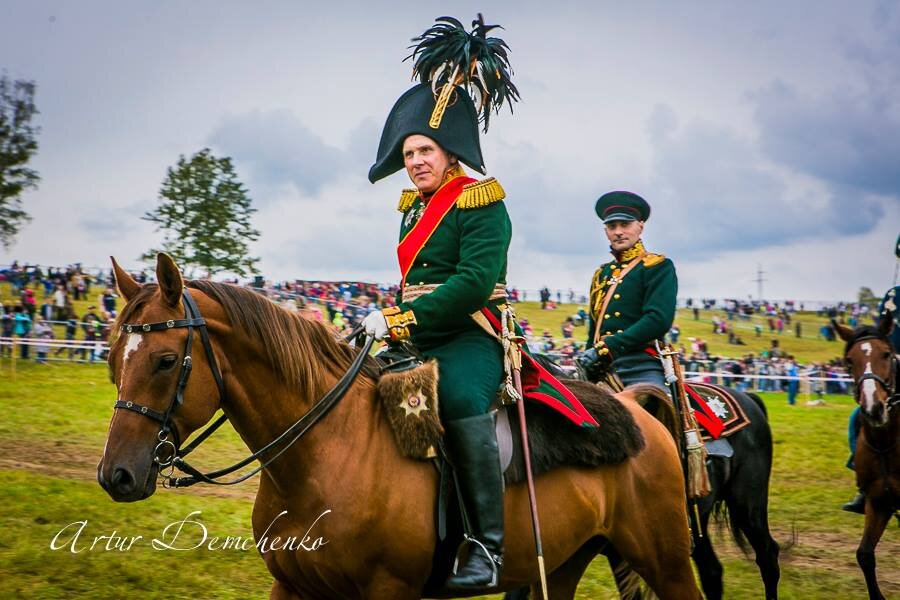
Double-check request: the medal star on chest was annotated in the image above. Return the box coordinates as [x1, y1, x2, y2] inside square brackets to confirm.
[404, 204, 425, 229]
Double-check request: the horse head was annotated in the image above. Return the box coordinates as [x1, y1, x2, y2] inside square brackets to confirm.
[833, 314, 897, 427]
[98, 253, 224, 501]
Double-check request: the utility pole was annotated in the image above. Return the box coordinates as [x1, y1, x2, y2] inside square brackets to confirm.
[753, 264, 766, 301]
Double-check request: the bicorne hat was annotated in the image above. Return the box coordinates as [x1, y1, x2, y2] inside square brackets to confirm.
[368, 84, 484, 183]
[368, 14, 519, 184]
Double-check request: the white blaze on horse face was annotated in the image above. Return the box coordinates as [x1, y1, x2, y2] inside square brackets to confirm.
[861, 342, 872, 357]
[861, 360, 878, 413]
[121, 333, 143, 381]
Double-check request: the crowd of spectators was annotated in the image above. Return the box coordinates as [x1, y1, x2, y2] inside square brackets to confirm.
[1, 262, 119, 363]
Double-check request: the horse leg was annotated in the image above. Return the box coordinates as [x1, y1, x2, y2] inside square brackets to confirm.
[857, 504, 891, 600]
[611, 519, 700, 600]
[691, 511, 723, 600]
[604, 545, 642, 600]
[270, 581, 301, 599]
[728, 495, 780, 599]
[540, 540, 604, 600]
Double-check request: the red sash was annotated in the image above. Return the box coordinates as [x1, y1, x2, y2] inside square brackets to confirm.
[397, 175, 475, 286]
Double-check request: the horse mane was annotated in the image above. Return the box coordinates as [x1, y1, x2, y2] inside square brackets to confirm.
[115, 281, 378, 395]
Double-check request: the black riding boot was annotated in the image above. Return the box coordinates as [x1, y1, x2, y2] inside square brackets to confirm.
[842, 491, 866, 514]
[445, 412, 504, 590]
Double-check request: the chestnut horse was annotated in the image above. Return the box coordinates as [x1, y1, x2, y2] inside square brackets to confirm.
[98, 254, 701, 599]
[834, 316, 899, 600]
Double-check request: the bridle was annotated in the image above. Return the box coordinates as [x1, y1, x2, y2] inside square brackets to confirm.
[113, 288, 374, 488]
[845, 335, 900, 413]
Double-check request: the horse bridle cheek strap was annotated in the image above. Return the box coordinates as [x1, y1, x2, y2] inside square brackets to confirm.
[113, 290, 228, 468]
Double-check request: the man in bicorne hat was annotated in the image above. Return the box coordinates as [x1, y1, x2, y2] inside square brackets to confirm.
[362, 79, 511, 589]
[578, 191, 678, 388]
[362, 17, 598, 590]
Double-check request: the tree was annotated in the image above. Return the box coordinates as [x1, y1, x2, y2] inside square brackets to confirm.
[0, 74, 41, 249]
[858, 286, 879, 309]
[142, 148, 260, 277]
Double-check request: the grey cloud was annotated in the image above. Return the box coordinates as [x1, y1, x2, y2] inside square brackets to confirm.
[344, 117, 381, 172]
[647, 119, 887, 259]
[77, 201, 147, 242]
[647, 103, 678, 143]
[490, 141, 603, 258]
[751, 81, 900, 197]
[208, 110, 347, 198]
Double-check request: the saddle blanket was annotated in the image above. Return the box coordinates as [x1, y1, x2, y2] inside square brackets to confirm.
[684, 382, 751, 442]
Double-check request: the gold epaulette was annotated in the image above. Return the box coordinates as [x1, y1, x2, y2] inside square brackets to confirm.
[642, 253, 666, 267]
[456, 177, 505, 209]
[397, 189, 419, 213]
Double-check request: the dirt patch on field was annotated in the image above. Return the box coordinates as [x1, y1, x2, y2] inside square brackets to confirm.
[0, 438, 258, 500]
[705, 521, 899, 586]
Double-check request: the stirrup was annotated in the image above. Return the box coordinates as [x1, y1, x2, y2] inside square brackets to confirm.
[452, 533, 502, 587]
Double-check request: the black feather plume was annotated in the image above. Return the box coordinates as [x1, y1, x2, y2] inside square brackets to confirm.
[406, 13, 520, 132]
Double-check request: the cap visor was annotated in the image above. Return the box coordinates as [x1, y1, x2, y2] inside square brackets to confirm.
[602, 213, 638, 224]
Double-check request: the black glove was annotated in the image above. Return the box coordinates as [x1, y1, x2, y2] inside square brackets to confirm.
[576, 345, 613, 381]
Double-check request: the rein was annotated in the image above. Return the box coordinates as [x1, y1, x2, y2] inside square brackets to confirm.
[114, 290, 374, 488]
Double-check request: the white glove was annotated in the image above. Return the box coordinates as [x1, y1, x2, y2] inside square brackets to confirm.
[362, 310, 389, 341]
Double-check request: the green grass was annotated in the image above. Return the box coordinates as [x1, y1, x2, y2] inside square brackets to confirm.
[1, 471, 273, 599]
[2, 358, 898, 598]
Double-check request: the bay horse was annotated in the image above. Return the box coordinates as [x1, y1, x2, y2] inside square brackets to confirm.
[834, 316, 899, 600]
[98, 254, 701, 599]
[514, 355, 780, 600]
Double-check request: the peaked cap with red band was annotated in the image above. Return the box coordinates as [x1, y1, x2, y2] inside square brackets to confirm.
[595, 191, 651, 223]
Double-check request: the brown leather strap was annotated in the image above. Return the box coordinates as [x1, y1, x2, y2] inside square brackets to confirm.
[592, 253, 646, 348]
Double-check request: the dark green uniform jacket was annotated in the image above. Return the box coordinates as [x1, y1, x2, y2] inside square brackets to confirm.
[394, 171, 511, 349]
[586, 241, 677, 358]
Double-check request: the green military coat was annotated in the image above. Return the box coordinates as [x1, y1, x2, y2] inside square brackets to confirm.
[389, 170, 511, 349]
[586, 242, 678, 358]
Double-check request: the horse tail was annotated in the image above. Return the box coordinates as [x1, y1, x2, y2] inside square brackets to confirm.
[746, 392, 768, 419]
[711, 500, 752, 556]
[629, 383, 681, 453]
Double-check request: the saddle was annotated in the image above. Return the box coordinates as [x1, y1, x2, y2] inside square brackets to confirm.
[373, 342, 647, 594]
[374, 342, 647, 476]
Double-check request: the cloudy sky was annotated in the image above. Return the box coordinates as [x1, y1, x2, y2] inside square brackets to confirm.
[3, 1, 899, 303]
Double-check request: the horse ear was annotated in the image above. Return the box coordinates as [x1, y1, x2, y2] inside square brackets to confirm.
[877, 310, 894, 339]
[111, 256, 141, 301]
[155, 253, 184, 308]
[831, 319, 854, 342]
